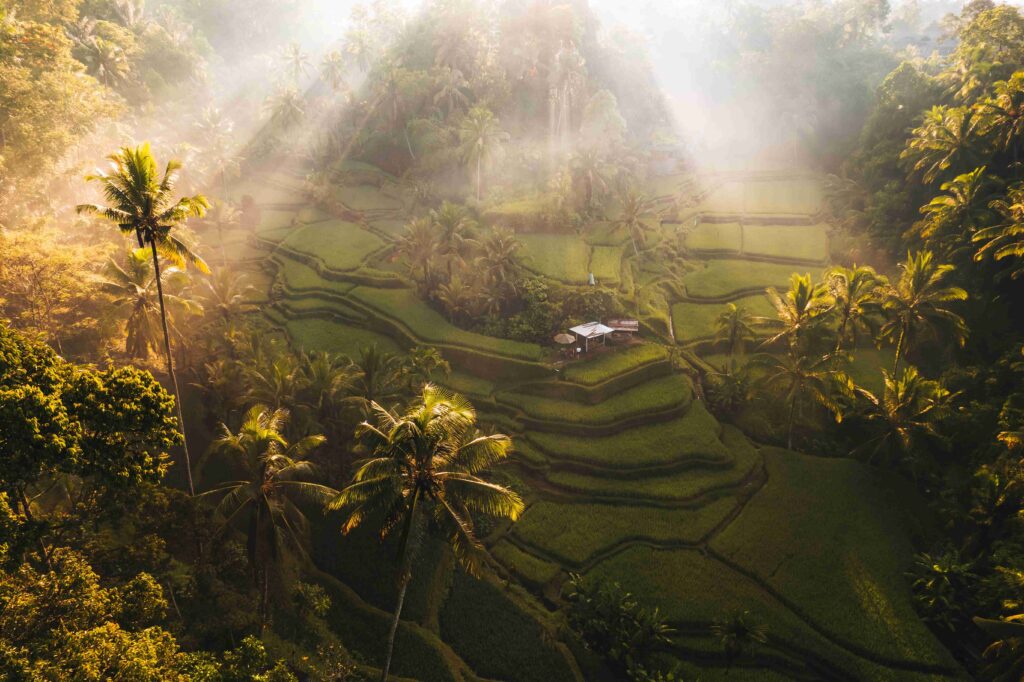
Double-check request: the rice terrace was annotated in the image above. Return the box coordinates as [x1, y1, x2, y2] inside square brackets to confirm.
[3, 0, 1024, 680]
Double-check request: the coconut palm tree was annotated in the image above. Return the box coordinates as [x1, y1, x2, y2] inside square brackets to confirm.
[203, 201, 241, 260]
[405, 346, 451, 390]
[826, 265, 883, 352]
[475, 227, 522, 303]
[431, 201, 476, 281]
[298, 350, 356, 439]
[98, 249, 199, 359]
[279, 42, 311, 84]
[458, 106, 508, 201]
[615, 191, 657, 256]
[714, 303, 757, 372]
[880, 251, 968, 373]
[330, 384, 524, 682]
[436, 274, 477, 324]
[902, 105, 988, 184]
[569, 149, 611, 213]
[711, 610, 769, 673]
[853, 366, 952, 472]
[397, 217, 442, 292]
[917, 167, 998, 263]
[762, 273, 834, 353]
[320, 50, 348, 94]
[982, 73, 1024, 175]
[975, 183, 1024, 280]
[196, 267, 254, 324]
[433, 67, 472, 118]
[82, 37, 131, 87]
[750, 351, 848, 450]
[77, 144, 209, 497]
[263, 87, 305, 130]
[347, 344, 407, 413]
[201, 405, 332, 633]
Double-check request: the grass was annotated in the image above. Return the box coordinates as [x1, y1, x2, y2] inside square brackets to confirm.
[490, 539, 563, 587]
[585, 221, 628, 246]
[590, 245, 623, 284]
[511, 497, 737, 566]
[435, 370, 496, 400]
[285, 317, 401, 357]
[742, 224, 829, 262]
[348, 286, 545, 361]
[701, 177, 824, 215]
[672, 294, 775, 342]
[280, 220, 385, 271]
[334, 184, 403, 211]
[226, 175, 304, 205]
[518, 234, 591, 283]
[526, 401, 729, 469]
[439, 569, 577, 682]
[498, 374, 691, 425]
[686, 222, 743, 252]
[544, 425, 759, 500]
[561, 344, 669, 385]
[710, 448, 953, 668]
[276, 258, 355, 296]
[683, 259, 797, 299]
[369, 219, 408, 237]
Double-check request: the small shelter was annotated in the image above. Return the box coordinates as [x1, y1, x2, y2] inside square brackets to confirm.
[605, 318, 640, 336]
[569, 321, 615, 353]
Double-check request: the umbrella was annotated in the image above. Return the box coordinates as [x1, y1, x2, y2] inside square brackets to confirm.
[553, 333, 575, 345]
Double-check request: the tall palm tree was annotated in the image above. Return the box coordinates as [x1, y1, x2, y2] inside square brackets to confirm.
[377, 62, 417, 160]
[714, 303, 757, 372]
[475, 227, 522, 303]
[982, 73, 1024, 175]
[244, 353, 305, 411]
[320, 50, 348, 94]
[347, 344, 407, 413]
[263, 87, 305, 130]
[458, 106, 509, 201]
[880, 251, 968, 373]
[433, 67, 472, 118]
[762, 273, 834, 353]
[203, 201, 241, 260]
[751, 351, 847, 449]
[615, 191, 657, 256]
[902, 105, 988, 184]
[298, 350, 355, 436]
[330, 384, 524, 682]
[917, 167, 998, 263]
[78, 144, 209, 497]
[436, 275, 477, 324]
[98, 249, 199, 359]
[975, 182, 1024, 280]
[569, 149, 611, 213]
[405, 346, 451, 390]
[196, 267, 254, 324]
[82, 37, 131, 87]
[201, 405, 332, 633]
[826, 265, 883, 352]
[397, 217, 442, 292]
[279, 42, 311, 84]
[854, 366, 952, 472]
[431, 201, 475, 281]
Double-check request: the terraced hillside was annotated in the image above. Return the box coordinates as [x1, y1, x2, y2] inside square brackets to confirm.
[224, 161, 964, 680]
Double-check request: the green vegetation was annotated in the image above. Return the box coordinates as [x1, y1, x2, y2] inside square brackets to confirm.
[284, 317, 400, 356]
[280, 220, 386, 271]
[518, 234, 591, 283]
[673, 295, 775, 342]
[561, 343, 670, 385]
[742, 224, 829, 262]
[683, 260, 798, 299]
[686, 222, 743, 253]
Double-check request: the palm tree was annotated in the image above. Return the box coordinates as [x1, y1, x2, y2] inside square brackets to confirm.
[917, 167, 998, 262]
[902, 105, 988, 184]
[98, 249, 199, 359]
[244, 353, 305, 412]
[405, 346, 451, 390]
[194, 106, 234, 151]
[826, 265, 883, 352]
[196, 267, 254, 324]
[975, 183, 1024, 280]
[750, 351, 847, 449]
[263, 88, 305, 130]
[762, 273, 834, 353]
[569, 149, 611, 213]
[201, 405, 333, 633]
[433, 67, 471, 118]
[853, 366, 952, 471]
[279, 42, 311, 84]
[711, 610, 769, 673]
[431, 201, 476, 281]
[82, 37, 131, 87]
[714, 303, 757, 372]
[377, 62, 417, 160]
[982, 73, 1024, 175]
[615, 191, 657, 256]
[397, 217, 442, 292]
[78, 144, 209, 497]
[458, 106, 509, 201]
[436, 275, 477, 324]
[298, 350, 355, 435]
[203, 201, 241, 260]
[475, 227, 522, 303]
[974, 614, 1024, 681]
[347, 345, 407, 413]
[320, 50, 348, 94]
[329, 384, 524, 682]
[880, 251, 968, 373]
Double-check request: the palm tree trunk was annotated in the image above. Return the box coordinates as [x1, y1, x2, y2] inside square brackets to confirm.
[835, 311, 849, 353]
[382, 491, 421, 682]
[259, 568, 270, 636]
[381, 570, 411, 682]
[476, 154, 482, 202]
[150, 240, 196, 497]
[787, 395, 797, 450]
[893, 326, 906, 375]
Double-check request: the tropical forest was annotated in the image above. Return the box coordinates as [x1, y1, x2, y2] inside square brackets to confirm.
[5, 0, 1024, 679]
